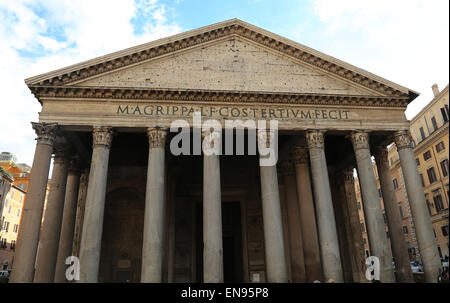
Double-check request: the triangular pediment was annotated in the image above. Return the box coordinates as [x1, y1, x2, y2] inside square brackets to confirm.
[25, 19, 417, 102]
[72, 38, 377, 96]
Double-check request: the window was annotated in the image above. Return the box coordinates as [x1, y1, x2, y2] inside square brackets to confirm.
[393, 178, 399, 189]
[416, 158, 420, 166]
[386, 231, 390, 238]
[431, 116, 438, 131]
[441, 159, 449, 177]
[378, 189, 382, 198]
[427, 167, 437, 183]
[419, 174, 425, 187]
[442, 225, 449, 237]
[426, 200, 433, 216]
[7, 204, 11, 214]
[403, 226, 409, 234]
[357, 202, 361, 210]
[434, 194, 445, 212]
[3, 221, 9, 232]
[423, 151, 432, 161]
[13, 224, 18, 233]
[16, 208, 20, 217]
[0, 238, 7, 248]
[419, 127, 426, 141]
[436, 141, 445, 153]
[390, 158, 394, 165]
[399, 205, 404, 218]
[360, 223, 365, 233]
[10, 240, 15, 250]
[363, 238, 366, 244]
[441, 107, 449, 123]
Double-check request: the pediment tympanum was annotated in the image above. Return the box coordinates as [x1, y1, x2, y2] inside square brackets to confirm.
[73, 38, 376, 97]
[25, 19, 417, 105]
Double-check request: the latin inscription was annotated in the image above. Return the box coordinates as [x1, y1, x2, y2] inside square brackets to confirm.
[116, 104, 350, 120]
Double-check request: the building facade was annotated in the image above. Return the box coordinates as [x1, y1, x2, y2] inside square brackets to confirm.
[9, 19, 442, 283]
[0, 153, 31, 270]
[389, 84, 449, 260]
[0, 185, 25, 270]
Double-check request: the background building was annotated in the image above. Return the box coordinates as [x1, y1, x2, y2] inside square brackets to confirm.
[389, 84, 449, 260]
[0, 152, 31, 270]
[354, 162, 418, 261]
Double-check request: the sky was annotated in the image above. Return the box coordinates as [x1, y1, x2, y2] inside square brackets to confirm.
[0, 0, 448, 166]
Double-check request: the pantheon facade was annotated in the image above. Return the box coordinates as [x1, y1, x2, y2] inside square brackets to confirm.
[10, 19, 441, 283]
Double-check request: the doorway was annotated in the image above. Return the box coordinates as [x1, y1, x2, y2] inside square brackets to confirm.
[195, 201, 244, 282]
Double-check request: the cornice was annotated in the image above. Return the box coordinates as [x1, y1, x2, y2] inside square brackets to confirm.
[29, 86, 409, 107]
[25, 20, 412, 101]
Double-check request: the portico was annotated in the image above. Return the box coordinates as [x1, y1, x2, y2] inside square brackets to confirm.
[10, 19, 441, 283]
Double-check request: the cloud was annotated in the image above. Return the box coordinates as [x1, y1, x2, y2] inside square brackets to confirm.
[0, 0, 182, 165]
[309, 0, 449, 119]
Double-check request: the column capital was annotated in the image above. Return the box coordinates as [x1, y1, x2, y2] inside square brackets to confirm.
[278, 159, 295, 176]
[374, 146, 389, 163]
[350, 131, 370, 150]
[53, 140, 70, 164]
[147, 127, 168, 148]
[92, 126, 113, 148]
[31, 122, 58, 146]
[393, 130, 413, 151]
[68, 156, 82, 174]
[291, 146, 309, 164]
[306, 130, 325, 149]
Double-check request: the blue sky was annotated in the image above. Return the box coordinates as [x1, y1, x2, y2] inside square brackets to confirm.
[0, 0, 448, 165]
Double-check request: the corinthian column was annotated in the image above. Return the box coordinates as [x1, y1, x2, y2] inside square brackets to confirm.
[79, 126, 113, 283]
[350, 132, 394, 282]
[34, 143, 69, 283]
[71, 171, 89, 258]
[280, 159, 306, 282]
[374, 147, 414, 282]
[141, 128, 168, 282]
[306, 130, 343, 282]
[202, 129, 224, 283]
[54, 158, 81, 283]
[291, 146, 322, 282]
[340, 168, 367, 283]
[394, 130, 441, 282]
[10, 123, 58, 283]
[258, 129, 287, 282]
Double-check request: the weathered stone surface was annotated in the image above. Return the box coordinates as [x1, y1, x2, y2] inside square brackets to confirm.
[76, 38, 375, 96]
